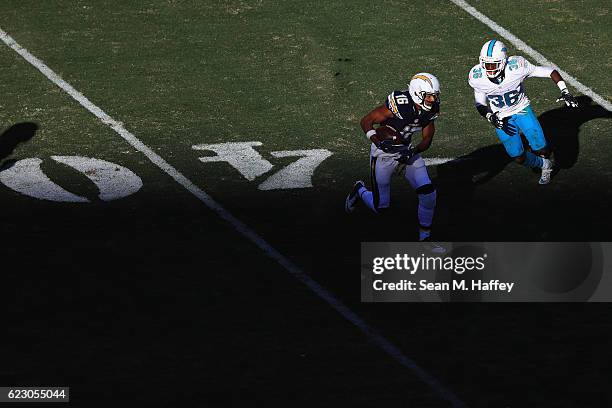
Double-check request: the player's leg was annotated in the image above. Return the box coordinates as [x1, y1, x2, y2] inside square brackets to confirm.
[514, 106, 553, 184]
[513, 149, 545, 169]
[345, 180, 366, 213]
[515, 106, 548, 154]
[356, 155, 395, 213]
[404, 155, 436, 241]
[494, 118, 541, 167]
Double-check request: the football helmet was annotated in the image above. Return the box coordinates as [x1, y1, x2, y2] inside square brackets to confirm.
[479, 39, 507, 79]
[408, 73, 440, 111]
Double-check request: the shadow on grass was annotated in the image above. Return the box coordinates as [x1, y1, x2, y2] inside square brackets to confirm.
[0, 122, 39, 170]
[436, 95, 612, 188]
[430, 97, 612, 239]
[540, 95, 612, 170]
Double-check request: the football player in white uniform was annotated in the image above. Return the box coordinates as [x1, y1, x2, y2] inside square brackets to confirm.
[468, 39, 578, 184]
[345, 73, 440, 242]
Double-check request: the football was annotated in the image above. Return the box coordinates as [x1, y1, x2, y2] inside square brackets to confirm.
[376, 125, 402, 143]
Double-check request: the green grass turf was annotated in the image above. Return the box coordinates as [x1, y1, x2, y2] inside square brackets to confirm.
[2, 0, 610, 240]
[468, 0, 612, 101]
[1, 1, 612, 407]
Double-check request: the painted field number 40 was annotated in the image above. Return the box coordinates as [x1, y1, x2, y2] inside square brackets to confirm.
[0, 142, 332, 202]
[193, 142, 332, 190]
[0, 156, 142, 202]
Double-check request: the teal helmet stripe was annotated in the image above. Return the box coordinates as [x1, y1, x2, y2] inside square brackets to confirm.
[487, 40, 497, 57]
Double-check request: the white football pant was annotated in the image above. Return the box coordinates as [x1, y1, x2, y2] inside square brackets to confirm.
[359, 152, 436, 231]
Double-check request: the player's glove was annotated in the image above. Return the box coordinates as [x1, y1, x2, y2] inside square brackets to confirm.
[486, 112, 505, 129]
[556, 89, 578, 108]
[396, 146, 418, 164]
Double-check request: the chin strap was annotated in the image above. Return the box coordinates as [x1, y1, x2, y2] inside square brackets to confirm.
[489, 71, 505, 84]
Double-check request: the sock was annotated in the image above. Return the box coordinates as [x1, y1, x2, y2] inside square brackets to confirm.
[418, 190, 436, 232]
[359, 189, 377, 213]
[523, 151, 544, 168]
[419, 228, 431, 241]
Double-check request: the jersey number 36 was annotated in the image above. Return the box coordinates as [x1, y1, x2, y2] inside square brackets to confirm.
[487, 90, 520, 108]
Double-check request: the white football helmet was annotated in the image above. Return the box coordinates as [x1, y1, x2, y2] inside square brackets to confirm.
[408, 73, 440, 111]
[479, 39, 507, 79]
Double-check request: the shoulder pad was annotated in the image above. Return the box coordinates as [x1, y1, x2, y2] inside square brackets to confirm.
[386, 91, 411, 119]
[469, 65, 484, 85]
[508, 55, 525, 67]
[507, 55, 534, 76]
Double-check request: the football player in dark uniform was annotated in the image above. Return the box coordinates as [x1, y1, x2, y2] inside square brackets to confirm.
[345, 73, 441, 242]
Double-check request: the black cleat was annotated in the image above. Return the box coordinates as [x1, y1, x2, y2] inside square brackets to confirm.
[345, 180, 365, 213]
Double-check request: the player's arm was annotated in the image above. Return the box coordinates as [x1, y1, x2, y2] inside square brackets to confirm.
[395, 121, 435, 163]
[474, 90, 490, 118]
[415, 121, 435, 153]
[474, 90, 504, 128]
[394, 121, 434, 163]
[526, 61, 578, 107]
[360, 105, 395, 145]
[550, 70, 579, 107]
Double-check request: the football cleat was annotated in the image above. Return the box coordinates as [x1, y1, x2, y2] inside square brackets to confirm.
[345, 180, 365, 213]
[539, 158, 553, 185]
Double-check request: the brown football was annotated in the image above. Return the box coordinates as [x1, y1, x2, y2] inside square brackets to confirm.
[376, 125, 402, 143]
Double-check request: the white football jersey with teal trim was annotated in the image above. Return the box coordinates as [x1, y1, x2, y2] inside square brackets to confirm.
[468, 56, 550, 118]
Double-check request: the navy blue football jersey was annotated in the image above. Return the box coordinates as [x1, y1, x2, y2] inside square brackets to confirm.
[382, 90, 440, 145]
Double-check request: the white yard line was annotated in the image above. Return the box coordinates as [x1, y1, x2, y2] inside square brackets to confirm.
[449, 0, 612, 112]
[0, 28, 466, 408]
[425, 157, 455, 166]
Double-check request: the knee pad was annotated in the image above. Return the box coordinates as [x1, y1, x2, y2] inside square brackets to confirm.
[415, 183, 435, 195]
[417, 187, 436, 209]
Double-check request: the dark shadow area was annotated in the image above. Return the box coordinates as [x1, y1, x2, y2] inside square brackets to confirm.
[0, 122, 38, 163]
[540, 95, 612, 169]
[436, 143, 512, 186]
[434, 95, 612, 190]
[428, 98, 612, 240]
[2, 105, 611, 407]
[433, 144, 512, 238]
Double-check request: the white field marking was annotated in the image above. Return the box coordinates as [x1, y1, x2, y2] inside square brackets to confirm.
[0, 158, 89, 202]
[424, 157, 455, 166]
[193, 141, 273, 181]
[52, 156, 143, 201]
[258, 149, 333, 190]
[0, 156, 143, 202]
[450, 0, 612, 112]
[0, 28, 466, 408]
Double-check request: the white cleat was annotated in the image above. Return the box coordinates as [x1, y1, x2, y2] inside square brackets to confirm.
[539, 158, 553, 185]
[345, 180, 365, 213]
[420, 237, 447, 254]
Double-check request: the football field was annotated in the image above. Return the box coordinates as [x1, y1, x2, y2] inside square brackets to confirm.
[1, 1, 611, 406]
